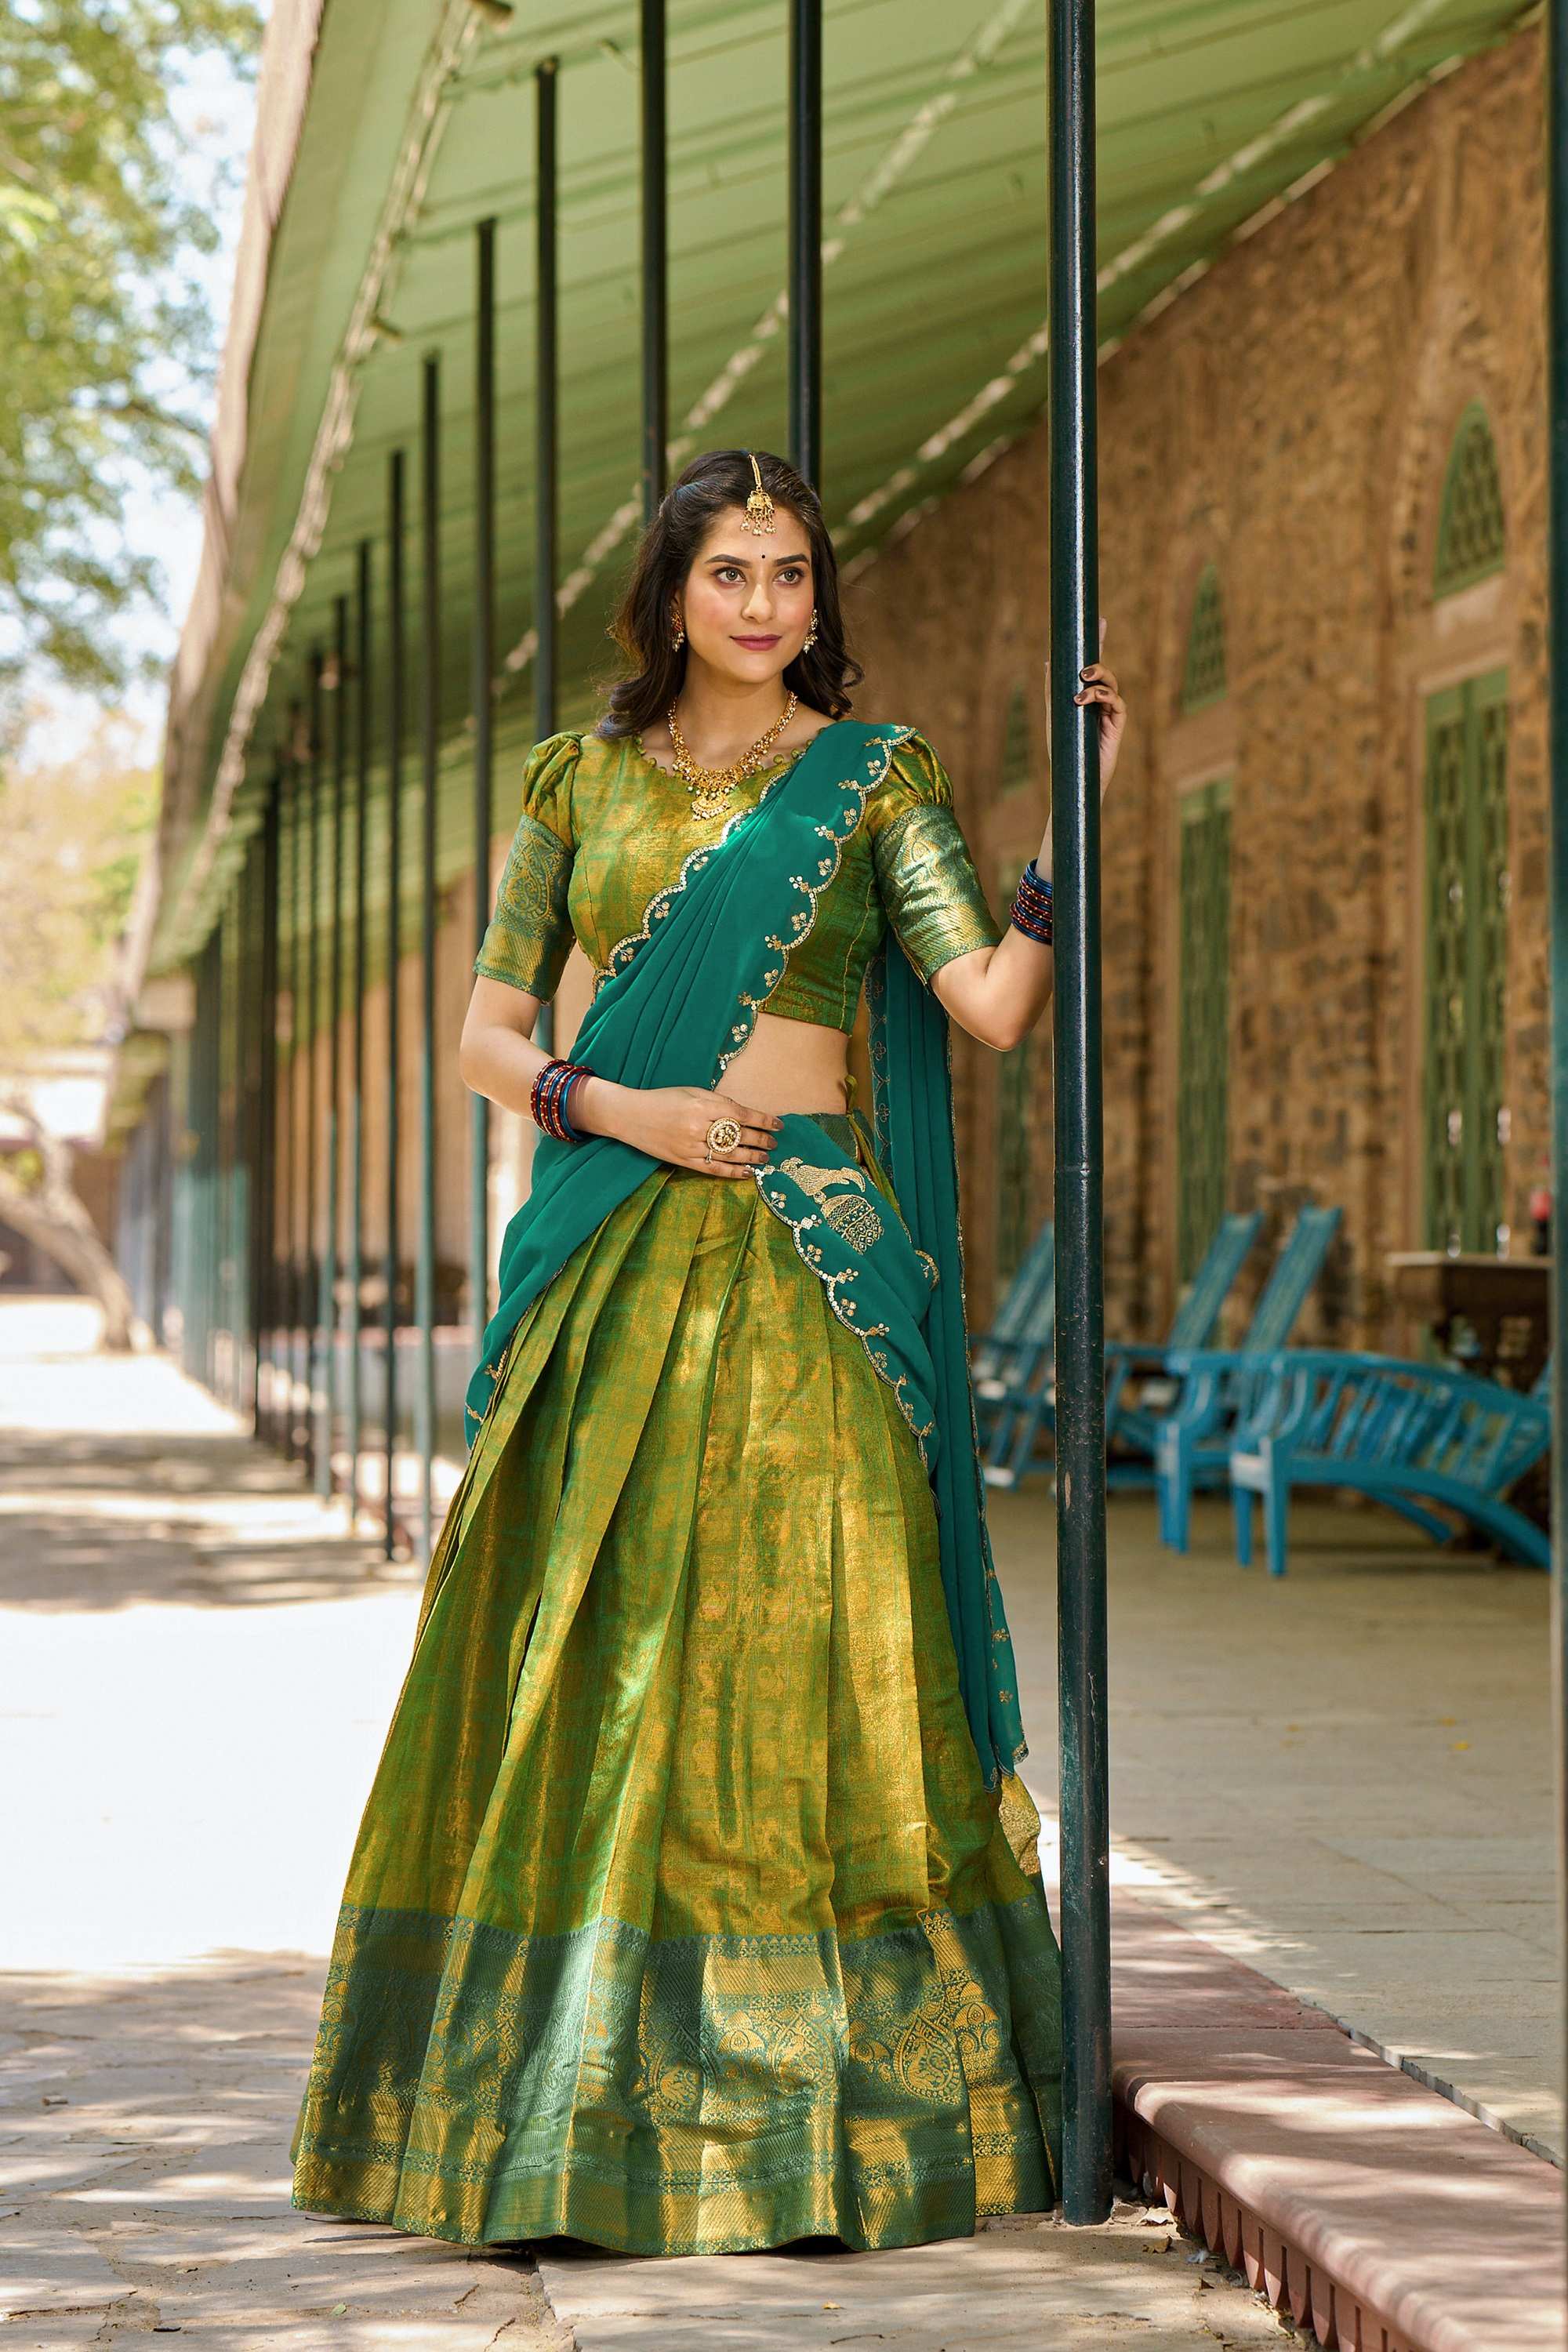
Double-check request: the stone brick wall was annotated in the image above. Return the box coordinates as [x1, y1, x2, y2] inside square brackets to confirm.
[845, 25, 1546, 1351]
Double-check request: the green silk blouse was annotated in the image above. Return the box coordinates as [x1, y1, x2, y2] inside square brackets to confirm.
[474, 723, 1000, 1032]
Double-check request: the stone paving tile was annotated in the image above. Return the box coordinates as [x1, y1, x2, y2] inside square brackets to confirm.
[538, 2206, 1299, 2351]
[989, 1485, 1563, 2159]
[0, 1962, 567, 2349]
[0, 1306, 1549, 2341]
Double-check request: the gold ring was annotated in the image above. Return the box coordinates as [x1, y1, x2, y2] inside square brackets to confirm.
[705, 1116, 742, 1156]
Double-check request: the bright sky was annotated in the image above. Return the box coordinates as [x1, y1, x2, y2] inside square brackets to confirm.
[22, 38, 262, 768]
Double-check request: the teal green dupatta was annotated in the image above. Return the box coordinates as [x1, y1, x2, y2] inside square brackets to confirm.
[465, 719, 1026, 1786]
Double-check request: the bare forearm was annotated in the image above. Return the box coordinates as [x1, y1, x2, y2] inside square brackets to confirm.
[457, 1017, 642, 1145]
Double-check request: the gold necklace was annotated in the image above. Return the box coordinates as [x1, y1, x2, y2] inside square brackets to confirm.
[667, 693, 798, 821]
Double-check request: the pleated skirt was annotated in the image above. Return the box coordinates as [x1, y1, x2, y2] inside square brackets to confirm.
[290, 1112, 1062, 2257]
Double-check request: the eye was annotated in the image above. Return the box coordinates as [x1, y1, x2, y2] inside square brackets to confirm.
[778, 566, 806, 584]
[715, 564, 745, 583]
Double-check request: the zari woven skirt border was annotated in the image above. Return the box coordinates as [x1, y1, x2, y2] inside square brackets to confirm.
[290, 1112, 1063, 2256]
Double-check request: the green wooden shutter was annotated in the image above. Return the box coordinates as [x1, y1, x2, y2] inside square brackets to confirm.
[1000, 687, 1033, 794]
[1177, 780, 1232, 1283]
[994, 857, 1036, 1284]
[1423, 670, 1510, 1254]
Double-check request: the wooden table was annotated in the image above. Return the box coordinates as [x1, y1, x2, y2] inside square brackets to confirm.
[1384, 1251, 1551, 1393]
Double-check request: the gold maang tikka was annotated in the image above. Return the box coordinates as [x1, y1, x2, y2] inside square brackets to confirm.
[741, 451, 776, 535]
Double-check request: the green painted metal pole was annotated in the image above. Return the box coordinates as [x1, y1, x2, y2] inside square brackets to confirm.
[535, 60, 559, 1057]
[257, 774, 281, 1446]
[220, 887, 239, 1399]
[318, 596, 348, 1500]
[252, 804, 280, 1441]
[640, 4, 666, 522]
[304, 652, 324, 1486]
[285, 708, 304, 1460]
[1048, 0, 1112, 2225]
[470, 218, 497, 1350]
[418, 354, 441, 1559]
[274, 750, 294, 1453]
[350, 539, 372, 1526]
[1545, 0, 1568, 2272]
[384, 450, 407, 1555]
[787, 0, 822, 489]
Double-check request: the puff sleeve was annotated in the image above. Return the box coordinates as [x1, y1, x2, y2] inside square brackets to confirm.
[868, 731, 1002, 985]
[472, 731, 581, 1000]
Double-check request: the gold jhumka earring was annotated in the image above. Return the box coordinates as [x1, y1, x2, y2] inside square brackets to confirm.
[802, 608, 818, 652]
[740, 451, 776, 535]
[670, 608, 685, 649]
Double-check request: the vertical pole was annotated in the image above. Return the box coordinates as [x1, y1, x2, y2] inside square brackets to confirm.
[1545, 0, 1568, 2272]
[787, 0, 822, 489]
[470, 218, 497, 1346]
[418, 354, 441, 1559]
[304, 652, 324, 1485]
[255, 779, 281, 1443]
[318, 594, 348, 1501]
[639, 3, 667, 521]
[1048, 0, 1112, 2226]
[350, 539, 372, 1526]
[385, 451, 406, 1556]
[216, 888, 234, 1398]
[535, 60, 560, 1056]
[285, 706, 304, 1460]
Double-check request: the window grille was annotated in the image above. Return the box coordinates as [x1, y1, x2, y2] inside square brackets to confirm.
[1176, 779, 1232, 1283]
[1423, 672, 1509, 1254]
[1433, 406, 1506, 599]
[1181, 564, 1227, 712]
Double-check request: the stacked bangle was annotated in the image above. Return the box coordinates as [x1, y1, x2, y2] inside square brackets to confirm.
[1010, 859, 1054, 946]
[530, 1057, 594, 1142]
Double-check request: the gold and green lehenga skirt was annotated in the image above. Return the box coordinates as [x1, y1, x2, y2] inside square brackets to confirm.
[290, 1112, 1062, 2257]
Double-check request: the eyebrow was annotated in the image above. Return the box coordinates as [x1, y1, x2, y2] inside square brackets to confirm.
[705, 550, 811, 565]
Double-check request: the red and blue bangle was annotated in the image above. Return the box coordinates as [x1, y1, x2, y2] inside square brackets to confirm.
[530, 1057, 594, 1142]
[1010, 859, 1054, 946]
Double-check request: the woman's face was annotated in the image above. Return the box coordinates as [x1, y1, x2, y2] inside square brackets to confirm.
[674, 505, 815, 688]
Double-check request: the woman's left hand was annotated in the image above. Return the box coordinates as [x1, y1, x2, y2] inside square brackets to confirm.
[1073, 662, 1126, 795]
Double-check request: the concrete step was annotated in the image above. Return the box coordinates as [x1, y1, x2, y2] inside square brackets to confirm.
[1110, 1893, 1564, 2351]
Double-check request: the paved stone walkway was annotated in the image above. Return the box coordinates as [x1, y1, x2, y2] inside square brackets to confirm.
[12, 1291, 1497, 2346]
[989, 1480, 1561, 2162]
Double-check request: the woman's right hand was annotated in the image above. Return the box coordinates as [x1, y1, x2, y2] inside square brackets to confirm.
[574, 1079, 783, 1177]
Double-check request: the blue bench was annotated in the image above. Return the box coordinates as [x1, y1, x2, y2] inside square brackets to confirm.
[973, 1226, 1056, 1442]
[971, 1221, 1055, 1424]
[1228, 1351, 1550, 1576]
[1103, 1210, 1263, 1488]
[981, 1209, 1264, 1490]
[1151, 1205, 1344, 1550]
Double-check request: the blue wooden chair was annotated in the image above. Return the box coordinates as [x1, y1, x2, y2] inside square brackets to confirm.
[971, 1221, 1055, 1401]
[1227, 1351, 1550, 1575]
[981, 1208, 1263, 1490]
[1103, 1210, 1263, 1487]
[1150, 1204, 1344, 1549]
[973, 1228, 1057, 1443]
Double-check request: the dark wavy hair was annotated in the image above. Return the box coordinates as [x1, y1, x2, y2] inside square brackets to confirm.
[597, 447, 862, 737]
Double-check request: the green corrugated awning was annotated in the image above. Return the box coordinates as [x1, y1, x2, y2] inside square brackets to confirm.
[149, 0, 1531, 982]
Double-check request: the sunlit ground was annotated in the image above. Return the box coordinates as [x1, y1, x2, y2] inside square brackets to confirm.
[989, 1462, 1560, 2162]
[2, 1294, 1556, 2158]
[1, 1299, 1316, 2346]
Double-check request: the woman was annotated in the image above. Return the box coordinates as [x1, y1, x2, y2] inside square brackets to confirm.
[290, 446, 1125, 2260]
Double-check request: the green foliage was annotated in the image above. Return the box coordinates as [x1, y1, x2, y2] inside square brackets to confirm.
[0, 716, 158, 1057]
[0, 1, 262, 694]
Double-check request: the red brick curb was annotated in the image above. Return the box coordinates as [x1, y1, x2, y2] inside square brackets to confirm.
[1109, 1896, 1564, 2352]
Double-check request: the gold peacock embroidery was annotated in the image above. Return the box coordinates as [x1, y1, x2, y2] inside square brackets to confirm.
[775, 1156, 884, 1254]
